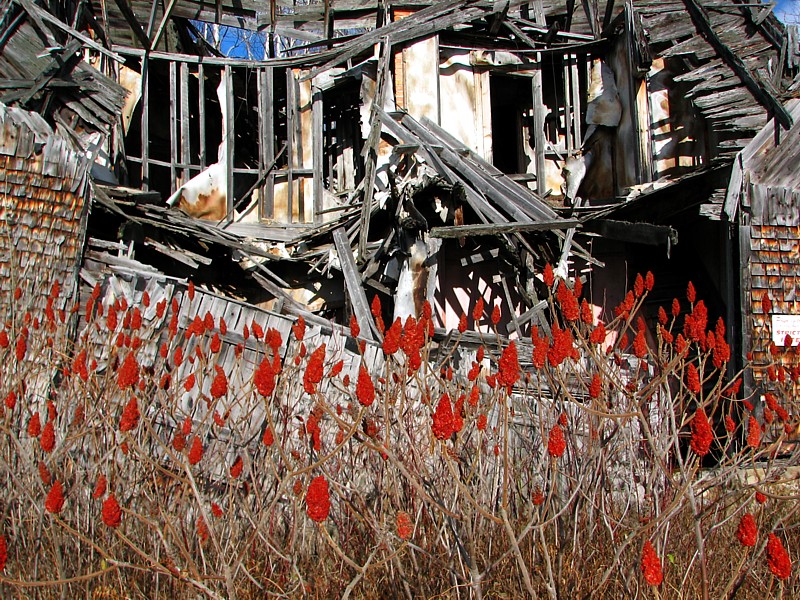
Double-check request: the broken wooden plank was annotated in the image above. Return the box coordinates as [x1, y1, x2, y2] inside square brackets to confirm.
[417, 116, 558, 221]
[332, 227, 378, 341]
[403, 117, 537, 223]
[144, 238, 213, 268]
[583, 219, 679, 247]
[357, 37, 391, 260]
[302, 0, 476, 81]
[430, 219, 579, 238]
[506, 299, 547, 333]
[15, 0, 125, 62]
[681, 0, 792, 130]
[501, 275, 523, 338]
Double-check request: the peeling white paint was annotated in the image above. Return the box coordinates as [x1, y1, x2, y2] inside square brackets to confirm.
[585, 59, 622, 128]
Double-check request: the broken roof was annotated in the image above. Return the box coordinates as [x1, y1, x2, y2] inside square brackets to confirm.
[1, 0, 799, 342]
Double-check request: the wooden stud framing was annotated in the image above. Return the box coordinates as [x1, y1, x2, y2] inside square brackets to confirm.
[570, 54, 583, 148]
[141, 58, 150, 190]
[286, 68, 296, 222]
[180, 61, 190, 184]
[259, 67, 275, 219]
[198, 63, 206, 169]
[312, 86, 323, 224]
[169, 60, 178, 193]
[531, 57, 547, 196]
[224, 65, 235, 221]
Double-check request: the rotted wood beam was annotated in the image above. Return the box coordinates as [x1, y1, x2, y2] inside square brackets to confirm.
[430, 219, 579, 238]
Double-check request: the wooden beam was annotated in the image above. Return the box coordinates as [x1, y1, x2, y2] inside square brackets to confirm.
[312, 87, 324, 225]
[7, 39, 82, 105]
[151, 0, 179, 50]
[286, 68, 297, 222]
[430, 219, 579, 238]
[602, 0, 616, 32]
[581, 0, 600, 39]
[258, 66, 275, 219]
[197, 64, 207, 171]
[682, 0, 792, 130]
[332, 227, 378, 341]
[169, 60, 178, 193]
[357, 37, 391, 260]
[501, 275, 522, 337]
[180, 62, 190, 184]
[531, 81, 550, 195]
[583, 219, 679, 247]
[141, 58, 150, 189]
[224, 65, 234, 222]
[113, 0, 151, 50]
[506, 299, 547, 333]
[488, 1, 510, 35]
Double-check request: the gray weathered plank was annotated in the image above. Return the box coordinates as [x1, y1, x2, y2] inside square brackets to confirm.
[332, 227, 377, 341]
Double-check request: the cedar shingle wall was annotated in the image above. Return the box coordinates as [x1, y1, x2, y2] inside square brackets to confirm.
[0, 105, 88, 320]
[746, 184, 800, 375]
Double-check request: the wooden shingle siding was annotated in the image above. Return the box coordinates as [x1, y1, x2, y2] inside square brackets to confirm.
[0, 105, 88, 319]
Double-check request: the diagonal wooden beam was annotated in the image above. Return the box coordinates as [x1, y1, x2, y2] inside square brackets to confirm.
[332, 227, 378, 341]
[356, 37, 391, 262]
[682, 0, 792, 130]
[114, 0, 151, 50]
[15, 0, 124, 62]
[150, 0, 179, 50]
[429, 220, 579, 238]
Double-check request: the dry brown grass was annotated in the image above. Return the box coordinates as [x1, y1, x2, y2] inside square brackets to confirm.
[0, 271, 798, 599]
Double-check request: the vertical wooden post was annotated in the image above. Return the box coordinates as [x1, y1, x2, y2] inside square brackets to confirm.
[223, 65, 234, 221]
[531, 2, 547, 195]
[570, 54, 582, 147]
[260, 66, 274, 219]
[180, 61, 190, 184]
[312, 86, 323, 224]
[563, 55, 573, 153]
[198, 63, 206, 169]
[141, 57, 150, 190]
[286, 68, 296, 223]
[169, 60, 178, 193]
[531, 57, 547, 196]
[738, 224, 755, 397]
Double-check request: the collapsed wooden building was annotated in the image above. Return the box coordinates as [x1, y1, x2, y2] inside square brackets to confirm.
[3, 5, 800, 595]
[1, 0, 800, 399]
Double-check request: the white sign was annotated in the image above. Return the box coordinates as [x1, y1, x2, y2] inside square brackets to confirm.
[772, 314, 800, 346]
